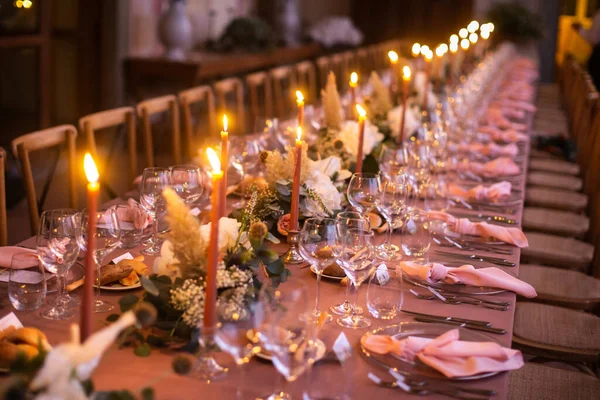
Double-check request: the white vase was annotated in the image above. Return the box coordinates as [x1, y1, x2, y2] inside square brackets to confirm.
[158, 0, 193, 60]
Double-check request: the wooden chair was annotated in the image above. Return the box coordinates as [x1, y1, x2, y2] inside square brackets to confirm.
[11, 125, 78, 235]
[0, 148, 7, 246]
[80, 107, 137, 187]
[178, 85, 216, 158]
[270, 66, 297, 119]
[214, 77, 245, 134]
[295, 61, 317, 104]
[316, 56, 331, 91]
[137, 95, 182, 168]
[245, 71, 273, 126]
[355, 47, 370, 77]
[329, 53, 345, 90]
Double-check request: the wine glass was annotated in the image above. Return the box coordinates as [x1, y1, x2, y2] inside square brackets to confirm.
[298, 218, 337, 323]
[378, 144, 407, 179]
[77, 207, 121, 313]
[337, 228, 377, 329]
[256, 280, 316, 400]
[376, 174, 407, 261]
[37, 209, 80, 320]
[401, 210, 432, 260]
[330, 211, 370, 316]
[9, 253, 46, 311]
[347, 172, 381, 215]
[140, 167, 170, 255]
[170, 164, 204, 205]
[230, 136, 263, 206]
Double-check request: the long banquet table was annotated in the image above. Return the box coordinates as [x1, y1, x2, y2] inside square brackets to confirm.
[1, 116, 532, 400]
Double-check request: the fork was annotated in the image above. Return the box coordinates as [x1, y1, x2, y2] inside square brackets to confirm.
[410, 289, 508, 311]
[412, 290, 511, 307]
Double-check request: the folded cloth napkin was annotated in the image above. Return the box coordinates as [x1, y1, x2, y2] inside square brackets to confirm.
[459, 157, 520, 178]
[101, 199, 151, 230]
[398, 261, 537, 297]
[452, 143, 519, 158]
[361, 329, 524, 378]
[480, 126, 529, 143]
[428, 211, 528, 247]
[0, 247, 37, 268]
[448, 182, 511, 202]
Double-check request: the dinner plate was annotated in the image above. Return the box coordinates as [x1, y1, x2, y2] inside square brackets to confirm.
[48, 263, 85, 293]
[310, 265, 345, 281]
[246, 329, 327, 362]
[94, 281, 142, 291]
[401, 271, 507, 295]
[360, 322, 502, 381]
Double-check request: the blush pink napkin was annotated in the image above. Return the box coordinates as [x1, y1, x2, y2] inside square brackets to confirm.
[0, 247, 37, 269]
[480, 126, 529, 143]
[448, 182, 511, 202]
[361, 329, 524, 378]
[428, 211, 528, 247]
[101, 199, 151, 230]
[398, 261, 537, 297]
[464, 157, 521, 178]
[455, 143, 519, 158]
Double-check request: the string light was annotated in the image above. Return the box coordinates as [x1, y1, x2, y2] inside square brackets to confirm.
[467, 20, 480, 33]
[459, 28, 468, 39]
[460, 38, 470, 50]
[450, 34, 459, 44]
[469, 33, 478, 44]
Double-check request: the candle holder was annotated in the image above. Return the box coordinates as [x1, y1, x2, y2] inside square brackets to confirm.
[191, 327, 228, 381]
[282, 230, 304, 264]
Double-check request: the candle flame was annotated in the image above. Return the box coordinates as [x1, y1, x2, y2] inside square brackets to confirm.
[295, 90, 304, 104]
[459, 28, 468, 39]
[450, 42, 459, 53]
[223, 114, 228, 132]
[450, 34, 459, 44]
[411, 43, 421, 56]
[487, 22, 494, 32]
[481, 29, 490, 40]
[420, 45, 430, 56]
[402, 65, 411, 80]
[460, 38, 470, 50]
[424, 50, 433, 61]
[388, 50, 399, 64]
[469, 33, 478, 44]
[439, 43, 448, 53]
[355, 104, 367, 118]
[468, 20, 479, 33]
[296, 126, 302, 141]
[206, 147, 221, 174]
[83, 153, 99, 184]
[350, 72, 358, 85]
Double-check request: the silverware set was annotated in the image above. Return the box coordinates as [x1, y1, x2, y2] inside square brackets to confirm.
[410, 289, 510, 312]
[433, 250, 516, 267]
[433, 236, 514, 256]
[448, 212, 519, 226]
[403, 306, 508, 334]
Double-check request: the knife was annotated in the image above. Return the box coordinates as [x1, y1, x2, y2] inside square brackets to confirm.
[414, 316, 507, 335]
[433, 250, 516, 267]
[449, 212, 518, 225]
[402, 310, 491, 326]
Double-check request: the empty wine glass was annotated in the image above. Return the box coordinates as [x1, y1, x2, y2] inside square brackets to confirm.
[37, 209, 80, 320]
[170, 164, 204, 205]
[337, 228, 377, 329]
[378, 144, 407, 179]
[77, 207, 121, 313]
[9, 253, 46, 311]
[347, 173, 381, 215]
[230, 136, 263, 206]
[299, 218, 337, 323]
[376, 174, 407, 261]
[366, 268, 404, 320]
[330, 211, 370, 316]
[140, 167, 170, 255]
[401, 210, 432, 259]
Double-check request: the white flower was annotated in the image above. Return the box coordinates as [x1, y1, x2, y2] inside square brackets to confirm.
[387, 105, 420, 140]
[311, 156, 352, 181]
[153, 240, 181, 280]
[199, 217, 241, 255]
[413, 70, 438, 109]
[303, 169, 343, 217]
[337, 120, 384, 160]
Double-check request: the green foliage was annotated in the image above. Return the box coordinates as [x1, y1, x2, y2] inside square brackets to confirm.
[214, 17, 277, 52]
[134, 343, 152, 357]
[487, 2, 543, 43]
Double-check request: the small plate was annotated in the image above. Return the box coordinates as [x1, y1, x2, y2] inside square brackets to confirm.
[247, 329, 327, 362]
[310, 265, 345, 281]
[46, 263, 85, 293]
[94, 281, 142, 291]
[401, 271, 507, 296]
[361, 322, 502, 381]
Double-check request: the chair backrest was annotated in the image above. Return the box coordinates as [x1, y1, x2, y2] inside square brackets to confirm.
[137, 95, 182, 167]
[316, 56, 331, 92]
[587, 102, 600, 278]
[295, 61, 317, 104]
[11, 125, 78, 235]
[270, 66, 297, 119]
[355, 47, 370, 77]
[245, 71, 273, 126]
[214, 77, 245, 134]
[178, 85, 216, 158]
[0, 148, 7, 246]
[79, 107, 137, 185]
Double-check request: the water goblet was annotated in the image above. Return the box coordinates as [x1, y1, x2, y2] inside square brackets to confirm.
[378, 144, 407, 179]
[366, 269, 404, 319]
[401, 210, 432, 260]
[298, 218, 337, 323]
[140, 167, 170, 255]
[376, 174, 407, 261]
[9, 253, 46, 311]
[347, 172, 381, 215]
[170, 164, 204, 205]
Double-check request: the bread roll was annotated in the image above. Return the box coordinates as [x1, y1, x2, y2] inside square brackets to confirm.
[6, 327, 51, 351]
[15, 343, 39, 358]
[0, 341, 19, 368]
[323, 263, 345, 277]
[0, 325, 16, 342]
[119, 270, 140, 286]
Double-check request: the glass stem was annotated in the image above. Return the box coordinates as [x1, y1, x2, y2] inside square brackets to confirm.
[95, 261, 102, 304]
[56, 271, 65, 309]
[314, 270, 322, 316]
[351, 281, 360, 320]
[343, 283, 351, 314]
[153, 216, 160, 250]
[386, 217, 393, 249]
[236, 363, 246, 400]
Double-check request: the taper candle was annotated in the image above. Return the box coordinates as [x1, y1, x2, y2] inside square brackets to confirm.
[81, 153, 99, 342]
[399, 66, 411, 144]
[296, 90, 304, 127]
[290, 127, 303, 232]
[422, 50, 433, 111]
[349, 72, 358, 112]
[355, 104, 367, 173]
[388, 50, 399, 97]
[219, 114, 228, 218]
[205, 147, 223, 331]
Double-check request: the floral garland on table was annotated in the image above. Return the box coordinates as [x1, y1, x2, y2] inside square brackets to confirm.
[106, 188, 289, 356]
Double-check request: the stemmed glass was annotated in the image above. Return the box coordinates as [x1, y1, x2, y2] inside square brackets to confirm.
[77, 207, 121, 313]
[378, 145, 407, 180]
[256, 280, 316, 400]
[376, 174, 408, 260]
[230, 136, 263, 206]
[37, 209, 80, 320]
[170, 165, 204, 205]
[347, 172, 381, 215]
[298, 218, 337, 323]
[337, 228, 377, 329]
[140, 167, 170, 255]
[330, 211, 370, 316]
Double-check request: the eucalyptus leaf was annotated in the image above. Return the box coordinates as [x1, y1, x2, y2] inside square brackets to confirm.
[141, 275, 159, 296]
[119, 294, 139, 312]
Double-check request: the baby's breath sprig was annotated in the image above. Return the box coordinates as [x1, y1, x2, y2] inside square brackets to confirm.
[302, 184, 332, 216]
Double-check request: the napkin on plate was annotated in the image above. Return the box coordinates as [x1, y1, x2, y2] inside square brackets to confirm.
[101, 199, 151, 230]
[468, 157, 521, 178]
[0, 246, 37, 269]
[448, 181, 511, 202]
[453, 142, 519, 158]
[398, 261, 537, 297]
[428, 211, 528, 247]
[480, 126, 529, 143]
[361, 328, 524, 378]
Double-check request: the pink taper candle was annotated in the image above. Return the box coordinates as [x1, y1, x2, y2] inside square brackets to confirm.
[81, 153, 99, 342]
[219, 115, 228, 218]
[355, 104, 367, 173]
[205, 148, 223, 331]
[399, 66, 411, 144]
[290, 127, 302, 232]
[349, 72, 358, 116]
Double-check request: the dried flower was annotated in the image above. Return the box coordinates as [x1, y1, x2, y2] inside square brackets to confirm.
[321, 72, 343, 130]
[369, 71, 392, 116]
[172, 355, 193, 375]
[248, 221, 268, 241]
